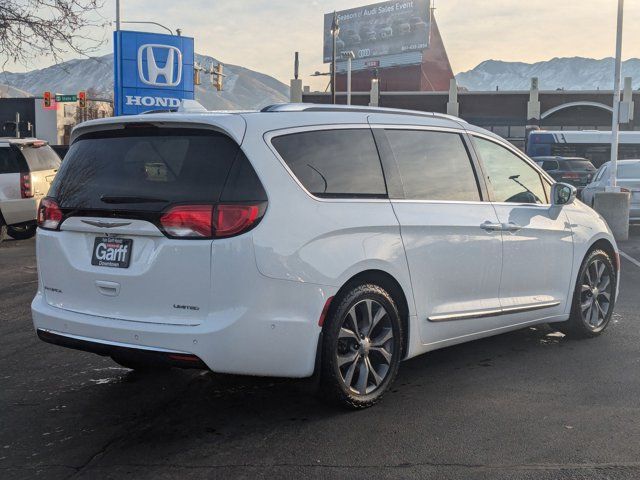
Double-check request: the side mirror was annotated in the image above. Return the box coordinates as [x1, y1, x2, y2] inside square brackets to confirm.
[551, 182, 577, 206]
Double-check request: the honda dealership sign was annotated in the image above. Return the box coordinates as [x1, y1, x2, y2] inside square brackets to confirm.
[114, 31, 194, 116]
[323, 0, 431, 64]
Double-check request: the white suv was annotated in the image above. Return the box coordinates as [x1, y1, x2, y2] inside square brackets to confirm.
[0, 138, 61, 243]
[32, 104, 620, 408]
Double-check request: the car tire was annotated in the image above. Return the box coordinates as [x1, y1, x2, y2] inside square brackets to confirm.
[111, 356, 171, 372]
[7, 224, 37, 240]
[552, 249, 616, 339]
[319, 283, 403, 409]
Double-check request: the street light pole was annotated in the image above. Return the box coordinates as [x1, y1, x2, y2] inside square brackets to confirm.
[609, 0, 624, 189]
[330, 12, 339, 105]
[116, 0, 120, 31]
[342, 51, 356, 105]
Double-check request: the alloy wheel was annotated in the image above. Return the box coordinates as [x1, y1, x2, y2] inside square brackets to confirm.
[580, 258, 613, 329]
[336, 299, 394, 395]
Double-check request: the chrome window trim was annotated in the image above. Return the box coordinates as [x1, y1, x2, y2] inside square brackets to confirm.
[428, 300, 561, 322]
[264, 124, 391, 204]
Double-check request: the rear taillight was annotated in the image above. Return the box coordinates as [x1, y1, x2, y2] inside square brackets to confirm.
[38, 198, 63, 230]
[159, 203, 265, 239]
[20, 172, 33, 198]
[160, 205, 214, 238]
[620, 187, 631, 193]
[213, 204, 261, 238]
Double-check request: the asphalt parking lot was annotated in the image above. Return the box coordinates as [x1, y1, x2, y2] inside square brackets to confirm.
[1, 228, 639, 480]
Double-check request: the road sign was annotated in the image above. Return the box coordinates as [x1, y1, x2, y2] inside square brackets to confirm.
[55, 94, 78, 103]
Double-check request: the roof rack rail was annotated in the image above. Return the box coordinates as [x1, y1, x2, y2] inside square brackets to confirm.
[260, 103, 467, 123]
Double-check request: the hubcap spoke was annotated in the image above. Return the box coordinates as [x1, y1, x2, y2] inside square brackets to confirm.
[598, 275, 611, 291]
[347, 307, 360, 338]
[370, 346, 392, 364]
[338, 350, 359, 368]
[343, 356, 359, 387]
[581, 284, 591, 293]
[371, 328, 393, 347]
[581, 298, 593, 312]
[339, 327, 358, 342]
[370, 307, 387, 334]
[363, 300, 374, 335]
[356, 357, 369, 394]
[366, 357, 383, 386]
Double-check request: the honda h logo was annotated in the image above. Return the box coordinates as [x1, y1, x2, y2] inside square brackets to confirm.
[137, 44, 183, 87]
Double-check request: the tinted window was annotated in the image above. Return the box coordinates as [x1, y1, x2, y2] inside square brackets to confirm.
[0, 147, 20, 174]
[566, 159, 596, 171]
[541, 160, 558, 171]
[51, 128, 247, 212]
[272, 129, 386, 198]
[20, 145, 61, 171]
[384, 129, 480, 201]
[474, 137, 547, 204]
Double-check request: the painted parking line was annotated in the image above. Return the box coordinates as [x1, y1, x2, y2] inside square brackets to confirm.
[620, 251, 640, 269]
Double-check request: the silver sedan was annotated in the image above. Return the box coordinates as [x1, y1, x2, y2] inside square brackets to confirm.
[581, 159, 640, 222]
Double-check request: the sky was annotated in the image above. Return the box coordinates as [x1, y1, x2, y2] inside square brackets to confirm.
[5, 0, 640, 90]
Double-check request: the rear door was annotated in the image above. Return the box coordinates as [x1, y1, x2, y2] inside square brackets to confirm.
[38, 126, 248, 326]
[372, 125, 504, 344]
[471, 135, 574, 320]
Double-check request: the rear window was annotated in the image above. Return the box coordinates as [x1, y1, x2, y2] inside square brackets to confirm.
[20, 145, 61, 171]
[566, 160, 596, 171]
[619, 163, 640, 179]
[271, 129, 387, 198]
[50, 127, 264, 212]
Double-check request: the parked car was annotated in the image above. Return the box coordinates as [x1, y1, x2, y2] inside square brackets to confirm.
[0, 138, 60, 243]
[581, 159, 640, 223]
[33, 104, 619, 409]
[533, 156, 596, 192]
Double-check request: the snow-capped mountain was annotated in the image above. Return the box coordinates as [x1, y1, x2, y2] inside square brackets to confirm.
[0, 53, 289, 110]
[456, 57, 640, 91]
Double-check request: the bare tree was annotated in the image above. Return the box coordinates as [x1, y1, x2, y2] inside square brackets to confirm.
[0, 0, 106, 67]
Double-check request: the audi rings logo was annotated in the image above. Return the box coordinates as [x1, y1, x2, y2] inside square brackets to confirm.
[137, 44, 183, 87]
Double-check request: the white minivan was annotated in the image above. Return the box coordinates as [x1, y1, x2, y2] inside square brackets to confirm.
[32, 104, 619, 408]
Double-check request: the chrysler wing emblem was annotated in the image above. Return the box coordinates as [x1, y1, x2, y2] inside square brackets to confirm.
[82, 220, 132, 229]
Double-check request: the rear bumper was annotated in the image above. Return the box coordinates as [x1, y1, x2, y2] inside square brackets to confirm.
[37, 328, 207, 369]
[31, 275, 330, 378]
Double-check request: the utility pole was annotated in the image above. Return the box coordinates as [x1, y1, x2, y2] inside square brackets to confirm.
[330, 12, 339, 105]
[116, 0, 120, 31]
[609, 0, 624, 189]
[342, 51, 356, 105]
[14, 113, 20, 139]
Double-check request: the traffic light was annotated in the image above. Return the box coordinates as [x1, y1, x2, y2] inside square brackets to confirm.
[78, 91, 86, 108]
[43, 91, 52, 108]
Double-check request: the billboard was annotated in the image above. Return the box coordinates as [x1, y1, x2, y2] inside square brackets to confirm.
[323, 0, 431, 64]
[114, 31, 195, 116]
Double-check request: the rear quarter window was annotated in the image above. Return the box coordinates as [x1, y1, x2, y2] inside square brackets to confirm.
[0, 147, 21, 174]
[271, 128, 387, 198]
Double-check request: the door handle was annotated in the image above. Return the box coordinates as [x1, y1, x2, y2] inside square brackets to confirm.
[502, 222, 523, 233]
[480, 221, 503, 232]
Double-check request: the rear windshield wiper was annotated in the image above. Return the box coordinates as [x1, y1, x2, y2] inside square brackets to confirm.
[100, 195, 169, 204]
